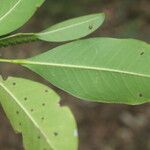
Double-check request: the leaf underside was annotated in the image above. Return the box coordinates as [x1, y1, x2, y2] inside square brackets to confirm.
[0, 0, 44, 36]
[0, 76, 78, 150]
[36, 13, 105, 42]
[23, 38, 150, 105]
[0, 13, 105, 47]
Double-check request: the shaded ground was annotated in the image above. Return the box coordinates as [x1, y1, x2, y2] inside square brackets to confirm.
[0, 0, 150, 150]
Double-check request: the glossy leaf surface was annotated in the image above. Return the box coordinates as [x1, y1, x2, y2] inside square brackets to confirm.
[0, 0, 44, 36]
[36, 13, 105, 42]
[0, 76, 78, 150]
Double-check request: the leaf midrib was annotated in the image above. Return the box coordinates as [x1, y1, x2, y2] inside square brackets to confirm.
[0, 0, 22, 22]
[0, 81, 56, 150]
[23, 60, 150, 79]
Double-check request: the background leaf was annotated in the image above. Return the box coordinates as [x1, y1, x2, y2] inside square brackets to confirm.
[36, 13, 105, 42]
[0, 76, 78, 150]
[0, 0, 45, 36]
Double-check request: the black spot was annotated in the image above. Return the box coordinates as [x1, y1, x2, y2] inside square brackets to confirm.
[30, 109, 34, 112]
[89, 25, 93, 30]
[139, 93, 143, 97]
[41, 117, 44, 120]
[19, 122, 22, 126]
[37, 136, 41, 139]
[16, 111, 19, 114]
[24, 97, 27, 101]
[42, 103, 45, 106]
[140, 51, 144, 55]
[13, 82, 16, 85]
[54, 132, 58, 136]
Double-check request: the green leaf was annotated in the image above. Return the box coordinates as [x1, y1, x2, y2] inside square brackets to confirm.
[0, 76, 78, 150]
[24, 38, 150, 105]
[0, 0, 45, 36]
[36, 13, 105, 42]
[0, 38, 150, 105]
[0, 13, 105, 47]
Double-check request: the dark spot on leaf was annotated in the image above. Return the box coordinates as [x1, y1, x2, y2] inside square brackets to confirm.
[42, 103, 45, 106]
[31, 109, 34, 112]
[16, 111, 19, 114]
[19, 122, 22, 126]
[37, 136, 41, 139]
[24, 97, 27, 101]
[89, 25, 93, 30]
[45, 90, 48, 93]
[140, 52, 144, 55]
[41, 117, 44, 120]
[54, 132, 58, 136]
[13, 82, 16, 86]
[139, 93, 143, 97]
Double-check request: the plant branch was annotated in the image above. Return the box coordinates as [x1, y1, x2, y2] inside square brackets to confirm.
[0, 33, 39, 48]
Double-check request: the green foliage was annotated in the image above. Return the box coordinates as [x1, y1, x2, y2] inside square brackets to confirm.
[0, 76, 78, 150]
[0, 1, 149, 150]
[24, 38, 150, 105]
[0, 0, 45, 36]
[0, 13, 105, 47]
[37, 13, 105, 42]
[1, 38, 150, 105]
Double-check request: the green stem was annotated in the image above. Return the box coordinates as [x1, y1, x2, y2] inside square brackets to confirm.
[0, 33, 39, 48]
[0, 58, 25, 64]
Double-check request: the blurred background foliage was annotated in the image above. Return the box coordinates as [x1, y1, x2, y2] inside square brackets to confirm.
[0, 0, 150, 150]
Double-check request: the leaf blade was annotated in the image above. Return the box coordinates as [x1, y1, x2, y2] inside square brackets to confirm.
[36, 13, 105, 42]
[23, 38, 150, 105]
[0, 0, 44, 36]
[0, 38, 150, 105]
[0, 76, 78, 150]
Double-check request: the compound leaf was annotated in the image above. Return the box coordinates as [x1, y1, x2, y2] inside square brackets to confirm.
[0, 76, 78, 150]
